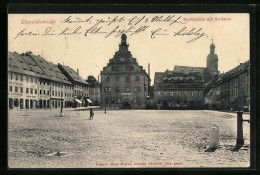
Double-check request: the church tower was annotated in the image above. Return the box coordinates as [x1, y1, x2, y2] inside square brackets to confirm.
[206, 40, 219, 76]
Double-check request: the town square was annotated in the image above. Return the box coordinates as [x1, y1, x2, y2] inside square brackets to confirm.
[8, 13, 251, 168]
[8, 108, 250, 168]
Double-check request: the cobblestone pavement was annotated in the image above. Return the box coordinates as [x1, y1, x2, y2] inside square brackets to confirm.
[8, 108, 250, 168]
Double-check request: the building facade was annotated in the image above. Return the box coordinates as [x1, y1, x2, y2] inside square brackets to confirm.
[58, 64, 89, 107]
[8, 52, 38, 109]
[101, 34, 150, 109]
[8, 51, 89, 109]
[205, 60, 250, 111]
[154, 71, 205, 109]
[86, 75, 101, 105]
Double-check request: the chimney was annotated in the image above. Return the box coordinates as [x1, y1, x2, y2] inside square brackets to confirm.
[77, 68, 79, 74]
[148, 63, 150, 77]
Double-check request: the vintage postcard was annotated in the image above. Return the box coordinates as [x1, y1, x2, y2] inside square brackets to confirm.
[8, 13, 250, 168]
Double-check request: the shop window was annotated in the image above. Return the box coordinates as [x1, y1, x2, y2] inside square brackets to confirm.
[14, 99, 19, 107]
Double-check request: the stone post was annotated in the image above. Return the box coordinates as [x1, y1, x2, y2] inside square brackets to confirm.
[209, 126, 219, 149]
[236, 111, 244, 146]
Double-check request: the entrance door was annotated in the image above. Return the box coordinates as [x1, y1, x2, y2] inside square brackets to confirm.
[30, 100, 33, 109]
[26, 99, 29, 109]
[39, 100, 42, 108]
[20, 99, 23, 109]
[9, 98, 13, 109]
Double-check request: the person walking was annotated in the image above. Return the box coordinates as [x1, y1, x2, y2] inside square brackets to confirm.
[90, 108, 94, 120]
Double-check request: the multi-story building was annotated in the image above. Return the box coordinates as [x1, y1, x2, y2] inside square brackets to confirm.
[47, 61, 74, 108]
[153, 41, 220, 109]
[8, 51, 90, 109]
[205, 60, 250, 111]
[100, 34, 150, 109]
[22, 52, 72, 109]
[154, 70, 205, 109]
[86, 75, 101, 105]
[58, 64, 89, 107]
[8, 52, 38, 109]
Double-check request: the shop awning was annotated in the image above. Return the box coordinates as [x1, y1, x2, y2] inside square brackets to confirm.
[87, 99, 92, 103]
[75, 99, 82, 104]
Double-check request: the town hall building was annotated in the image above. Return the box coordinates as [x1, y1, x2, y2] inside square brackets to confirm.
[101, 34, 150, 109]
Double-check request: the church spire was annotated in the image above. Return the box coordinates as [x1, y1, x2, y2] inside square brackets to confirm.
[210, 38, 215, 54]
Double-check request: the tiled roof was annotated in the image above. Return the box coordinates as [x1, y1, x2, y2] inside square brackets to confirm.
[58, 64, 88, 85]
[8, 52, 37, 77]
[28, 53, 63, 83]
[20, 53, 49, 79]
[154, 71, 203, 83]
[86, 75, 100, 87]
[211, 60, 250, 87]
[173, 65, 212, 83]
[46, 61, 72, 85]
[8, 52, 23, 74]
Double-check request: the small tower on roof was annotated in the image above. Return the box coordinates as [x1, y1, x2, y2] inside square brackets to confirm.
[207, 38, 219, 76]
[119, 33, 129, 51]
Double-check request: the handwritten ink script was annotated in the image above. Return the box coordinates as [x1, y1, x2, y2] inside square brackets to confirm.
[14, 15, 213, 43]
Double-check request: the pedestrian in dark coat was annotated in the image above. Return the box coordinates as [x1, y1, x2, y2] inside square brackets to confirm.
[90, 108, 94, 119]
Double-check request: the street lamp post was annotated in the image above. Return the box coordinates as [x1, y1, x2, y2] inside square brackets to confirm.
[60, 81, 64, 117]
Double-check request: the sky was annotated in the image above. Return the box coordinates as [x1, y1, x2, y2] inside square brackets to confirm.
[8, 13, 250, 84]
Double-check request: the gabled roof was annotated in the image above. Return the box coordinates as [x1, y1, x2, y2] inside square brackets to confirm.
[46, 61, 72, 85]
[58, 64, 88, 85]
[27, 53, 63, 83]
[8, 52, 24, 74]
[20, 53, 49, 79]
[9, 52, 37, 77]
[86, 75, 100, 87]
